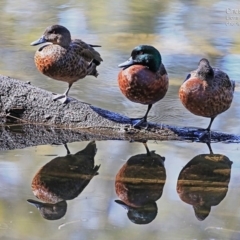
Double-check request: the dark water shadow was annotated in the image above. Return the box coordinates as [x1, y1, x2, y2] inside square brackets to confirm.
[90, 105, 132, 124]
[169, 125, 240, 143]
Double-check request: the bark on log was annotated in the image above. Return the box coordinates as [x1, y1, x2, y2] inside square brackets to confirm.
[0, 75, 239, 150]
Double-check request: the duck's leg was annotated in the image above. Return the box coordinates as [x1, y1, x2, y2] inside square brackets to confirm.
[143, 142, 151, 156]
[206, 141, 213, 154]
[199, 117, 215, 141]
[63, 143, 71, 155]
[53, 83, 73, 103]
[206, 117, 215, 132]
[131, 104, 152, 128]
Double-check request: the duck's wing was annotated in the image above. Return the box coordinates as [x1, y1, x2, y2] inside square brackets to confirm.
[74, 164, 101, 196]
[183, 69, 197, 83]
[159, 63, 168, 76]
[72, 39, 103, 65]
[213, 68, 235, 91]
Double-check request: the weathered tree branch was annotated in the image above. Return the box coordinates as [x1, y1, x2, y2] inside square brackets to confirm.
[0, 75, 239, 150]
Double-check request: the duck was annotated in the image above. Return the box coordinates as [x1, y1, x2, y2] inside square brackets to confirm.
[115, 141, 166, 224]
[115, 142, 166, 207]
[31, 25, 103, 103]
[30, 141, 100, 204]
[118, 45, 169, 127]
[176, 142, 232, 221]
[179, 58, 235, 133]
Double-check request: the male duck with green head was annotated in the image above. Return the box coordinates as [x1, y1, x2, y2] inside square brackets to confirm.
[118, 45, 169, 127]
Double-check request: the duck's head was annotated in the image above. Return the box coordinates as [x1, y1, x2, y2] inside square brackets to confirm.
[197, 58, 214, 81]
[118, 45, 162, 72]
[31, 25, 71, 48]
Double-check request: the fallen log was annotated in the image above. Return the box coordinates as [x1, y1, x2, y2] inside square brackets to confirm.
[0, 75, 239, 151]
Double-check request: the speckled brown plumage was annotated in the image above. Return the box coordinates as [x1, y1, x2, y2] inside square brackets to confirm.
[118, 63, 168, 105]
[31, 25, 103, 103]
[179, 58, 235, 130]
[34, 40, 101, 83]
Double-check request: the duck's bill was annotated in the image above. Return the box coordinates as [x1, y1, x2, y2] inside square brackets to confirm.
[118, 57, 136, 68]
[115, 200, 130, 210]
[27, 199, 44, 208]
[30, 36, 47, 46]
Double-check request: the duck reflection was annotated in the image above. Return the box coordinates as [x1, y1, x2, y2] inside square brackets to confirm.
[177, 143, 232, 221]
[115, 142, 166, 224]
[27, 141, 100, 220]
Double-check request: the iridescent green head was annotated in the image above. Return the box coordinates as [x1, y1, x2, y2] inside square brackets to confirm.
[118, 45, 162, 72]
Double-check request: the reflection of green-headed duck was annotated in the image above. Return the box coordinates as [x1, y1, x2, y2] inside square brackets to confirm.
[118, 45, 169, 127]
[177, 143, 232, 221]
[115, 142, 166, 224]
[31, 25, 103, 103]
[179, 58, 235, 132]
[29, 141, 100, 205]
[115, 200, 158, 225]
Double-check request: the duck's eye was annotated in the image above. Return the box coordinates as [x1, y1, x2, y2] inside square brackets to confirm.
[137, 51, 143, 55]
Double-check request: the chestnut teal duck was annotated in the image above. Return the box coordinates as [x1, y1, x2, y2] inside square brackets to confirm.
[179, 58, 235, 133]
[118, 45, 169, 127]
[31, 25, 103, 103]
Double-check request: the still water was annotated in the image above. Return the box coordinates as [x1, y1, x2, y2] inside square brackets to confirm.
[0, 0, 240, 239]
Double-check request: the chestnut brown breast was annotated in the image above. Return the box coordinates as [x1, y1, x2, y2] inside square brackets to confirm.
[179, 76, 234, 118]
[118, 64, 169, 105]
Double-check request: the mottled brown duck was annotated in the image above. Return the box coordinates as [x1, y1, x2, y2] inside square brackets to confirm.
[179, 58, 235, 133]
[31, 25, 103, 103]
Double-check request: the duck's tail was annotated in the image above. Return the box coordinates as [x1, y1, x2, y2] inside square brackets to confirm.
[87, 60, 99, 77]
[89, 44, 101, 48]
[232, 80, 235, 92]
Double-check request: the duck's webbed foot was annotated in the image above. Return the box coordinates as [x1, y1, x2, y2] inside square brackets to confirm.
[130, 104, 152, 129]
[199, 117, 215, 141]
[52, 93, 70, 104]
[198, 129, 211, 142]
[131, 117, 149, 129]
